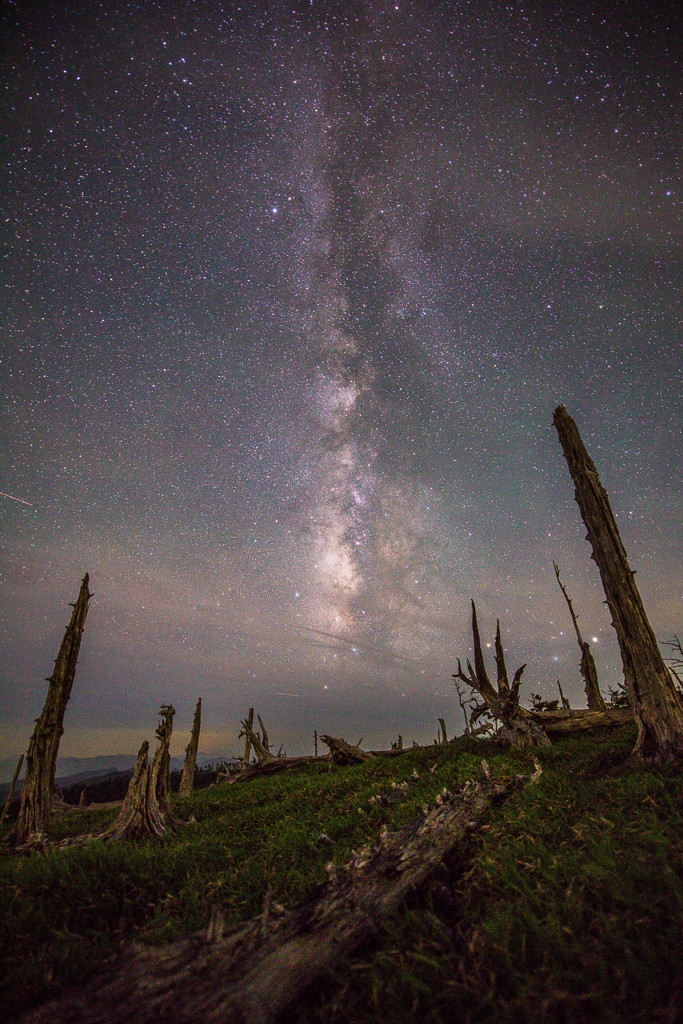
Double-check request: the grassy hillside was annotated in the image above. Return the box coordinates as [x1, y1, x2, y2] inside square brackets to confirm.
[1, 724, 681, 1023]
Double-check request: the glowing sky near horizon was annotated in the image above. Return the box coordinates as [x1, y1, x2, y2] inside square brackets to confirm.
[0, 0, 681, 760]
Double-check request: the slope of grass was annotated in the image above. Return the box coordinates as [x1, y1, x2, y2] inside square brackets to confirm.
[1, 725, 681, 1023]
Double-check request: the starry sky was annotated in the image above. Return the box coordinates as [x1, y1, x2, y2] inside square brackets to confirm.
[1, 0, 681, 764]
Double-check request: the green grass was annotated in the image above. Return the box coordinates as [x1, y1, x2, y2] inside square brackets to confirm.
[1, 726, 682, 1023]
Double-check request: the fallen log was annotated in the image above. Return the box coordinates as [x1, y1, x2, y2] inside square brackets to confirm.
[16, 764, 539, 1024]
[225, 755, 329, 784]
[320, 735, 375, 764]
[529, 707, 631, 737]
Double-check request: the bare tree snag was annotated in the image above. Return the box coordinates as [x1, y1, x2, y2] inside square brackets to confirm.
[239, 712, 275, 762]
[10, 575, 92, 846]
[553, 561, 606, 710]
[242, 708, 254, 766]
[453, 601, 550, 748]
[320, 735, 375, 764]
[14, 767, 537, 1024]
[556, 680, 571, 709]
[101, 706, 179, 841]
[437, 719, 448, 745]
[314, 729, 318, 757]
[1, 754, 24, 822]
[256, 714, 270, 755]
[179, 699, 202, 798]
[554, 405, 683, 762]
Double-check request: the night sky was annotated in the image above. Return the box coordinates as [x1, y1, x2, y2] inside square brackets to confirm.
[1, 0, 681, 763]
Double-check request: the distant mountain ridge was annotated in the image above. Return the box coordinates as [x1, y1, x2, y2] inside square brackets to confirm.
[0, 752, 231, 793]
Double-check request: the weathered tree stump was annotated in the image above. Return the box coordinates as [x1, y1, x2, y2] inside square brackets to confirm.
[10, 575, 92, 846]
[454, 601, 551, 748]
[179, 698, 202, 798]
[101, 705, 179, 841]
[554, 405, 683, 763]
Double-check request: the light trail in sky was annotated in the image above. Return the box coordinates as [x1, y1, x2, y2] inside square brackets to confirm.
[0, 491, 33, 506]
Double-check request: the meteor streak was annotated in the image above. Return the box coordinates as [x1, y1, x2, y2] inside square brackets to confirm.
[0, 491, 33, 506]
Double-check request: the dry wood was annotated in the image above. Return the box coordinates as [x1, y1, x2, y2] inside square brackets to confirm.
[1, 753, 24, 822]
[553, 561, 606, 710]
[99, 705, 180, 841]
[239, 711, 274, 763]
[554, 405, 683, 762]
[15, 766, 537, 1024]
[437, 718, 448, 745]
[226, 754, 329, 784]
[320, 735, 375, 764]
[453, 601, 551, 748]
[179, 698, 202, 798]
[556, 680, 571, 709]
[242, 707, 254, 765]
[530, 707, 631, 736]
[10, 575, 92, 846]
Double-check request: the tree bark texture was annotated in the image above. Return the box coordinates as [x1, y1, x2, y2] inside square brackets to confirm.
[554, 405, 683, 762]
[15, 768, 535, 1024]
[553, 561, 606, 710]
[179, 698, 202, 798]
[100, 705, 178, 841]
[11, 575, 91, 845]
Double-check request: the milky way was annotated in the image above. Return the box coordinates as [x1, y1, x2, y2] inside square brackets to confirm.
[0, 0, 681, 762]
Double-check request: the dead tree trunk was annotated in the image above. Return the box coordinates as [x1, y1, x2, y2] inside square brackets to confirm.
[14, 767, 539, 1024]
[556, 680, 571, 709]
[1, 754, 24, 822]
[453, 602, 551, 747]
[242, 708, 254, 766]
[553, 561, 606, 710]
[179, 699, 202, 798]
[239, 712, 275, 762]
[554, 405, 683, 762]
[102, 706, 178, 841]
[437, 719, 448, 745]
[10, 575, 91, 845]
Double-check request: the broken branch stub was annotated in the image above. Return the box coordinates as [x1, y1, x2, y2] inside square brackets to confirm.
[10, 575, 91, 846]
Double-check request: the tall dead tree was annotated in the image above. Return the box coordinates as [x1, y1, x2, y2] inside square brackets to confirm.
[553, 561, 606, 710]
[554, 405, 683, 762]
[454, 602, 551, 748]
[179, 698, 202, 798]
[10, 575, 91, 845]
